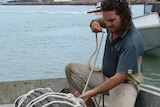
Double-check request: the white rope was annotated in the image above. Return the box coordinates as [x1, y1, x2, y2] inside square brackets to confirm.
[82, 31, 105, 94]
[14, 89, 37, 107]
[42, 101, 78, 107]
[27, 93, 83, 107]
[42, 94, 85, 107]
[14, 32, 104, 107]
[14, 88, 86, 107]
[88, 33, 98, 69]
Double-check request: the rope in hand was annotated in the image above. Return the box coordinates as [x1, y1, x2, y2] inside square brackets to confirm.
[82, 31, 105, 95]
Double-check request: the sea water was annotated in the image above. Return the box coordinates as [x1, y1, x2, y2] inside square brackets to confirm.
[0, 5, 160, 88]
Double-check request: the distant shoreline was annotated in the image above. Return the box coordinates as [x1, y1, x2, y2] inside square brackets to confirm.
[1, 1, 149, 5]
[1, 1, 97, 5]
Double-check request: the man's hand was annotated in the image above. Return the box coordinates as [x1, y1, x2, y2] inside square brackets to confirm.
[90, 20, 103, 33]
[74, 90, 94, 103]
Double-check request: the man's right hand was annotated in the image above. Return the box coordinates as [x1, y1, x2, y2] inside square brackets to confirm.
[90, 20, 103, 33]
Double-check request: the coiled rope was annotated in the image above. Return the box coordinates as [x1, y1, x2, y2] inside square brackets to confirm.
[14, 87, 86, 107]
[14, 32, 105, 107]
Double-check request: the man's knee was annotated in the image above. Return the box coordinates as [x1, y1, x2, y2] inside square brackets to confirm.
[65, 62, 79, 76]
[65, 63, 73, 76]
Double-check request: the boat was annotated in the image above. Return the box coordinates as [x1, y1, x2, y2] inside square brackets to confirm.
[133, 2, 160, 57]
[0, 78, 160, 107]
[87, 2, 160, 57]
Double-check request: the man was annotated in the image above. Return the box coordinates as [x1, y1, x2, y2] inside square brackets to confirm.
[65, 0, 144, 107]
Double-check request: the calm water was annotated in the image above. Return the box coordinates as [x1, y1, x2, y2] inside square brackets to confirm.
[0, 5, 160, 88]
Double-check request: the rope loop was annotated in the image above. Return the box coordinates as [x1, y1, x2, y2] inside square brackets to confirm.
[83, 31, 105, 94]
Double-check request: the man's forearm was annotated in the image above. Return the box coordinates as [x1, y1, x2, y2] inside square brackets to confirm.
[91, 73, 128, 97]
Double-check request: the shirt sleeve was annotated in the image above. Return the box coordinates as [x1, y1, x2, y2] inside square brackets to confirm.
[117, 45, 139, 74]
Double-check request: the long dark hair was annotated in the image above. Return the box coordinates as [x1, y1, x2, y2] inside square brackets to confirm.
[101, 0, 132, 31]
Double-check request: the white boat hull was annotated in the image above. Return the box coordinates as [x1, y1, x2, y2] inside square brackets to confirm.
[133, 12, 160, 57]
[139, 25, 160, 57]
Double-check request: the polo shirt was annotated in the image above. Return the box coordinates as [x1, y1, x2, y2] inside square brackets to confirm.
[102, 23, 144, 80]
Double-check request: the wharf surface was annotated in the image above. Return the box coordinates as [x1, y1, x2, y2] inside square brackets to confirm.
[0, 104, 13, 107]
